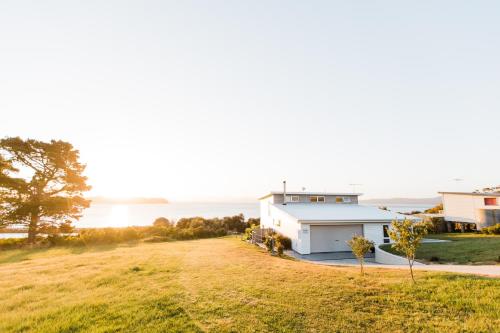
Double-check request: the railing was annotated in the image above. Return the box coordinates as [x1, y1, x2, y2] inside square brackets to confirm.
[251, 227, 273, 244]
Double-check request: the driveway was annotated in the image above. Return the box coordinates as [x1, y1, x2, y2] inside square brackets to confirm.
[291, 251, 374, 261]
[288, 253, 500, 277]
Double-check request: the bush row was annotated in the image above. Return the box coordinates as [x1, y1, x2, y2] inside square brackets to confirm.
[0, 215, 260, 250]
[482, 223, 500, 235]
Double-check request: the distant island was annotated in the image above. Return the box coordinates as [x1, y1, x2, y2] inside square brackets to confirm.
[360, 196, 441, 205]
[89, 197, 169, 205]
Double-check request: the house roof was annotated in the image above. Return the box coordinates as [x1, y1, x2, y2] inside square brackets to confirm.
[273, 203, 419, 222]
[439, 191, 500, 197]
[258, 191, 362, 200]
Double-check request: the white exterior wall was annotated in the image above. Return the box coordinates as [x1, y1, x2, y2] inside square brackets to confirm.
[297, 224, 311, 254]
[443, 194, 479, 223]
[363, 223, 390, 245]
[375, 245, 424, 265]
[259, 197, 274, 229]
[262, 203, 304, 253]
[442, 193, 500, 227]
[272, 194, 359, 205]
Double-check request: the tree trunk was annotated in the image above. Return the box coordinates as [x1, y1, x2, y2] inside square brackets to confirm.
[360, 259, 364, 276]
[408, 258, 415, 283]
[27, 210, 39, 244]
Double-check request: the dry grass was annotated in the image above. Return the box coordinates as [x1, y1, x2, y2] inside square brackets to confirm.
[0, 237, 498, 332]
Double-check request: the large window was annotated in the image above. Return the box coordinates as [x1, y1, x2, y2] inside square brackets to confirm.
[310, 196, 325, 203]
[484, 198, 497, 206]
[383, 225, 390, 243]
[335, 197, 344, 203]
[290, 195, 300, 202]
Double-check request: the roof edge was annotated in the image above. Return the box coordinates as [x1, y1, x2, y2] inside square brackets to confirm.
[258, 192, 363, 200]
[439, 191, 500, 197]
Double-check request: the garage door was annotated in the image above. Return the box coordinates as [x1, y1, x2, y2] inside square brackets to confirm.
[310, 225, 363, 253]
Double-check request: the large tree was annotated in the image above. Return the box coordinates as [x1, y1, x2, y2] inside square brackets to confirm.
[0, 137, 91, 243]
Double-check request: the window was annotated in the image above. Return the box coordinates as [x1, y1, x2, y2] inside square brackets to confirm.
[343, 196, 352, 203]
[383, 225, 389, 237]
[310, 196, 325, 203]
[335, 197, 344, 203]
[484, 198, 497, 206]
[290, 195, 300, 202]
[383, 225, 390, 243]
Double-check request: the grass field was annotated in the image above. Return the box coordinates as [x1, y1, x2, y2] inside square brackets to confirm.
[0, 237, 499, 332]
[381, 233, 500, 265]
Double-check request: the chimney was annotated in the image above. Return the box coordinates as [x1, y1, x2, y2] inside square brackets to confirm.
[283, 180, 287, 205]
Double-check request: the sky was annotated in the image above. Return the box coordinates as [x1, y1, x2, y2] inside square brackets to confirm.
[1, 1, 499, 202]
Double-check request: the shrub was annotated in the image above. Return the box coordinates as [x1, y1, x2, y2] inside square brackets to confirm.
[45, 235, 84, 247]
[222, 214, 247, 233]
[120, 227, 141, 242]
[80, 228, 117, 245]
[243, 224, 260, 241]
[275, 234, 291, 250]
[153, 217, 171, 228]
[429, 256, 439, 262]
[176, 228, 195, 240]
[425, 203, 443, 214]
[0, 214, 258, 250]
[144, 236, 171, 243]
[0, 237, 26, 250]
[276, 242, 284, 256]
[59, 222, 74, 234]
[263, 232, 275, 252]
[247, 218, 260, 228]
[263, 232, 290, 256]
[426, 217, 447, 234]
[482, 224, 500, 235]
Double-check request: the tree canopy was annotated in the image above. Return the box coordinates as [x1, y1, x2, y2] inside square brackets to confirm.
[0, 137, 91, 242]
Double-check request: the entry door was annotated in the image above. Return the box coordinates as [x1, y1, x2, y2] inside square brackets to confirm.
[310, 225, 363, 252]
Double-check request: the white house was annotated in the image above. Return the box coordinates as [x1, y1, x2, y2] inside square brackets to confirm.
[439, 191, 500, 230]
[259, 189, 419, 255]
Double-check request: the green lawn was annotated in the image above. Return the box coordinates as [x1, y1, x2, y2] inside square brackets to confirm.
[0, 237, 499, 332]
[381, 233, 500, 265]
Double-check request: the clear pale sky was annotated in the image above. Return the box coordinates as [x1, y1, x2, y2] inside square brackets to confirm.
[1, 1, 499, 201]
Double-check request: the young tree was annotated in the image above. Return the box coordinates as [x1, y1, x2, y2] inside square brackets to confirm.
[0, 137, 91, 243]
[388, 218, 429, 283]
[347, 235, 374, 275]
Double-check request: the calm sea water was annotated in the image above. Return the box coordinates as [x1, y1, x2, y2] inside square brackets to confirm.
[0, 202, 433, 238]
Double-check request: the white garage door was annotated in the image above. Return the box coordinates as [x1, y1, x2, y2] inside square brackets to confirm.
[310, 225, 363, 253]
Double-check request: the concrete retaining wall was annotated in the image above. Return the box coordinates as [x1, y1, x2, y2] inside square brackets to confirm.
[375, 244, 425, 266]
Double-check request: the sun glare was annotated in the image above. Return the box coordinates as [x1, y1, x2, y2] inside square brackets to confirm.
[109, 205, 129, 227]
